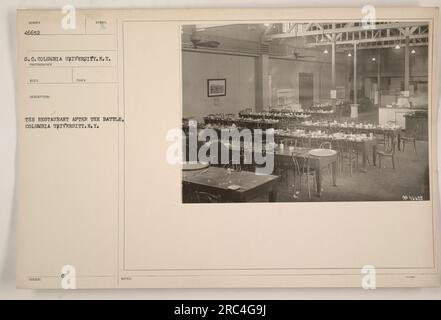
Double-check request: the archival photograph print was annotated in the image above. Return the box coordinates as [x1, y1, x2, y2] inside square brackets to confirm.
[181, 22, 430, 203]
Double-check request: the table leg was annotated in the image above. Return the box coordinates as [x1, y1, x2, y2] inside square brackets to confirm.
[372, 144, 377, 167]
[397, 133, 401, 151]
[331, 160, 338, 186]
[362, 145, 367, 173]
[315, 165, 322, 197]
[269, 188, 277, 202]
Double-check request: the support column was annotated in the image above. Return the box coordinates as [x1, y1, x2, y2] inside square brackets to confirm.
[350, 42, 358, 118]
[404, 35, 410, 91]
[255, 54, 270, 112]
[331, 36, 336, 106]
[377, 50, 381, 106]
[353, 43, 357, 104]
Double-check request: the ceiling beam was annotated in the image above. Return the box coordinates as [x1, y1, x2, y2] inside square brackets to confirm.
[266, 22, 427, 39]
[336, 42, 428, 51]
[306, 33, 428, 47]
[182, 46, 259, 57]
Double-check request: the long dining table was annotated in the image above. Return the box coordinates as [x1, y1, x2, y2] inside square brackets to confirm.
[228, 143, 339, 197]
[203, 116, 280, 130]
[298, 123, 401, 150]
[274, 133, 378, 173]
[271, 146, 338, 197]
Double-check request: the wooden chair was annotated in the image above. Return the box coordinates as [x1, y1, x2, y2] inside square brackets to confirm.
[377, 121, 397, 150]
[239, 145, 253, 172]
[400, 123, 418, 154]
[292, 154, 316, 199]
[274, 139, 298, 187]
[274, 154, 292, 188]
[319, 141, 332, 149]
[376, 137, 396, 170]
[337, 140, 358, 176]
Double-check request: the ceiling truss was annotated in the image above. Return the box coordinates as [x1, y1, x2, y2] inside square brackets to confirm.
[267, 22, 429, 50]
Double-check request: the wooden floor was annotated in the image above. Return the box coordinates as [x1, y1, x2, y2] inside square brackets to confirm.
[252, 107, 430, 202]
[183, 107, 430, 202]
[260, 140, 429, 202]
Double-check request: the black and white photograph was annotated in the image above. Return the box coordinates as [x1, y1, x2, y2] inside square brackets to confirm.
[181, 22, 430, 203]
[10, 5, 440, 293]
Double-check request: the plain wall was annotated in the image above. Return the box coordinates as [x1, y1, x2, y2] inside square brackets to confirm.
[181, 46, 427, 119]
[182, 51, 350, 120]
[182, 51, 256, 121]
[269, 58, 349, 105]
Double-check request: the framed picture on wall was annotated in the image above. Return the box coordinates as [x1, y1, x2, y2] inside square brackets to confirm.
[207, 79, 226, 97]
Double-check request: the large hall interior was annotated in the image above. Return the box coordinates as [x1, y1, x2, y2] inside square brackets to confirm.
[181, 22, 430, 203]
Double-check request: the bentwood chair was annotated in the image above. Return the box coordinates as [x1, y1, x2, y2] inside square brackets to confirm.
[337, 140, 358, 176]
[274, 153, 292, 188]
[292, 154, 316, 199]
[376, 137, 396, 170]
[400, 123, 418, 155]
[377, 121, 397, 150]
[239, 145, 254, 172]
[319, 141, 332, 149]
